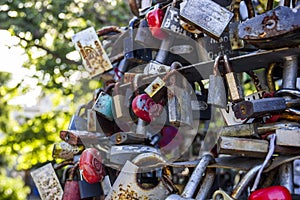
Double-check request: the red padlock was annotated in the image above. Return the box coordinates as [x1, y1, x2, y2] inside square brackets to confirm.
[132, 93, 163, 123]
[79, 148, 105, 184]
[248, 186, 292, 200]
[146, 6, 168, 40]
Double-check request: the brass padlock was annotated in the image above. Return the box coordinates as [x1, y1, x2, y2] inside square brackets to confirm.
[207, 55, 227, 108]
[217, 136, 269, 158]
[223, 54, 244, 103]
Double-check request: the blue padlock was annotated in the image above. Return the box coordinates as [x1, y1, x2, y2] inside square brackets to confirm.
[92, 83, 115, 121]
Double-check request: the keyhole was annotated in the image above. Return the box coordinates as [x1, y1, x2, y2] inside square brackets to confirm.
[265, 19, 276, 29]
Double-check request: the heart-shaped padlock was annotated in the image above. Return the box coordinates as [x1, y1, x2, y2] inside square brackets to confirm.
[146, 6, 167, 40]
[79, 148, 105, 184]
[131, 93, 163, 123]
[248, 186, 292, 200]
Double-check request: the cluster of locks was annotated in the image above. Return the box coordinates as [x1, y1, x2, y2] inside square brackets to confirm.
[31, 0, 300, 199]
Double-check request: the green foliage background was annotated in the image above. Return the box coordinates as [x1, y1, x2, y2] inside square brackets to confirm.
[0, 0, 131, 199]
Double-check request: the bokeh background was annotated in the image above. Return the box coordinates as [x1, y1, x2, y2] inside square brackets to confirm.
[0, 0, 131, 199]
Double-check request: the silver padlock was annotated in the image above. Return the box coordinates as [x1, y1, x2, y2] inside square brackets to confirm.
[207, 55, 227, 108]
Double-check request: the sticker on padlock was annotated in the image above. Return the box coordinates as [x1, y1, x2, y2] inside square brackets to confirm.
[31, 163, 64, 200]
[180, 0, 233, 40]
[72, 27, 113, 77]
[143, 60, 171, 75]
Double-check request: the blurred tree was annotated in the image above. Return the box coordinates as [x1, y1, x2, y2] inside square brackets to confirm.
[0, 0, 131, 199]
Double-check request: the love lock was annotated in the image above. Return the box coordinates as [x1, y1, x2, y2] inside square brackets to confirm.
[105, 153, 169, 200]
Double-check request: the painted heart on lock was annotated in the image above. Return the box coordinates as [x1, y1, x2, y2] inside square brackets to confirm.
[132, 93, 164, 123]
[79, 148, 105, 184]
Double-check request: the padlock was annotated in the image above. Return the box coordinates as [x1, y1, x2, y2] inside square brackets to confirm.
[78, 169, 103, 199]
[52, 141, 84, 160]
[144, 76, 167, 103]
[63, 164, 80, 200]
[31, 163, 64, 200]
[161, 5, 190, 37]
[92, 83, 115, 121]
[60, 130, 106, 146]
[167, 71, 193, 127]
[232, 97, 287, 119]
[223, 54, 244, 103]
[229, 0, 245, 50]
[238, 6, 300, 49]
[79, 148, 105, 184]
[123, 18, 152, 65]
[180, 0, 233, 40]
[146, 4, 168, 40]
[248, 186, 292, 200]
[72, 27, 113, 77]
[207, 55, 227, 108]
[112, 82, 131, 121]
[276, 128, 300, 147]
[217, 136, 269, 157]
[68, 104, 87, 131]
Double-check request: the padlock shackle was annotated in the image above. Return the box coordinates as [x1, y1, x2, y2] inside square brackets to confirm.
[213, 55, 222, 76]
[75, 104, 86, 117]
[68, 163, 79, 181]
[104, 83, 116, 94]
[223, 54, 232, 73]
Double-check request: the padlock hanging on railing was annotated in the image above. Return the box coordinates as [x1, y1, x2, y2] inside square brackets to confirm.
[146, 4, 168, 40]
[207, 55, 227, 108]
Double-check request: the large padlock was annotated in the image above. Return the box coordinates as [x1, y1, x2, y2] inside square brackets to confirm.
[207, 55, 227, 108]
[63, 164, 80, 200]
[180, 0, 233, 40]
[31, 163, 64, 200]
[79, 148, 105, 184]
[72, 27, 113, 77]
[238, 6, 300, 49]
[68, 104, 87, 131]
[223, 54, 244, 103]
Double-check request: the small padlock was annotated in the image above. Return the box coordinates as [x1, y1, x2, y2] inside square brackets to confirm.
[223, 54, 244, 103]
[207, 55, 227, 108]
[92, 83, 115, 121]
[79, 148, 105, 184]
[63, 164, 80, 200]
[144, 76, 167, 103]
[146, 4, 168, 40]
[112, 82, 131, 121]
[68, 104, 87, 131]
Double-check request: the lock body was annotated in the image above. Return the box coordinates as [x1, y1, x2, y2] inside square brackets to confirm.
[248, 186, 292, 200]
[146, 6, 168, 40]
